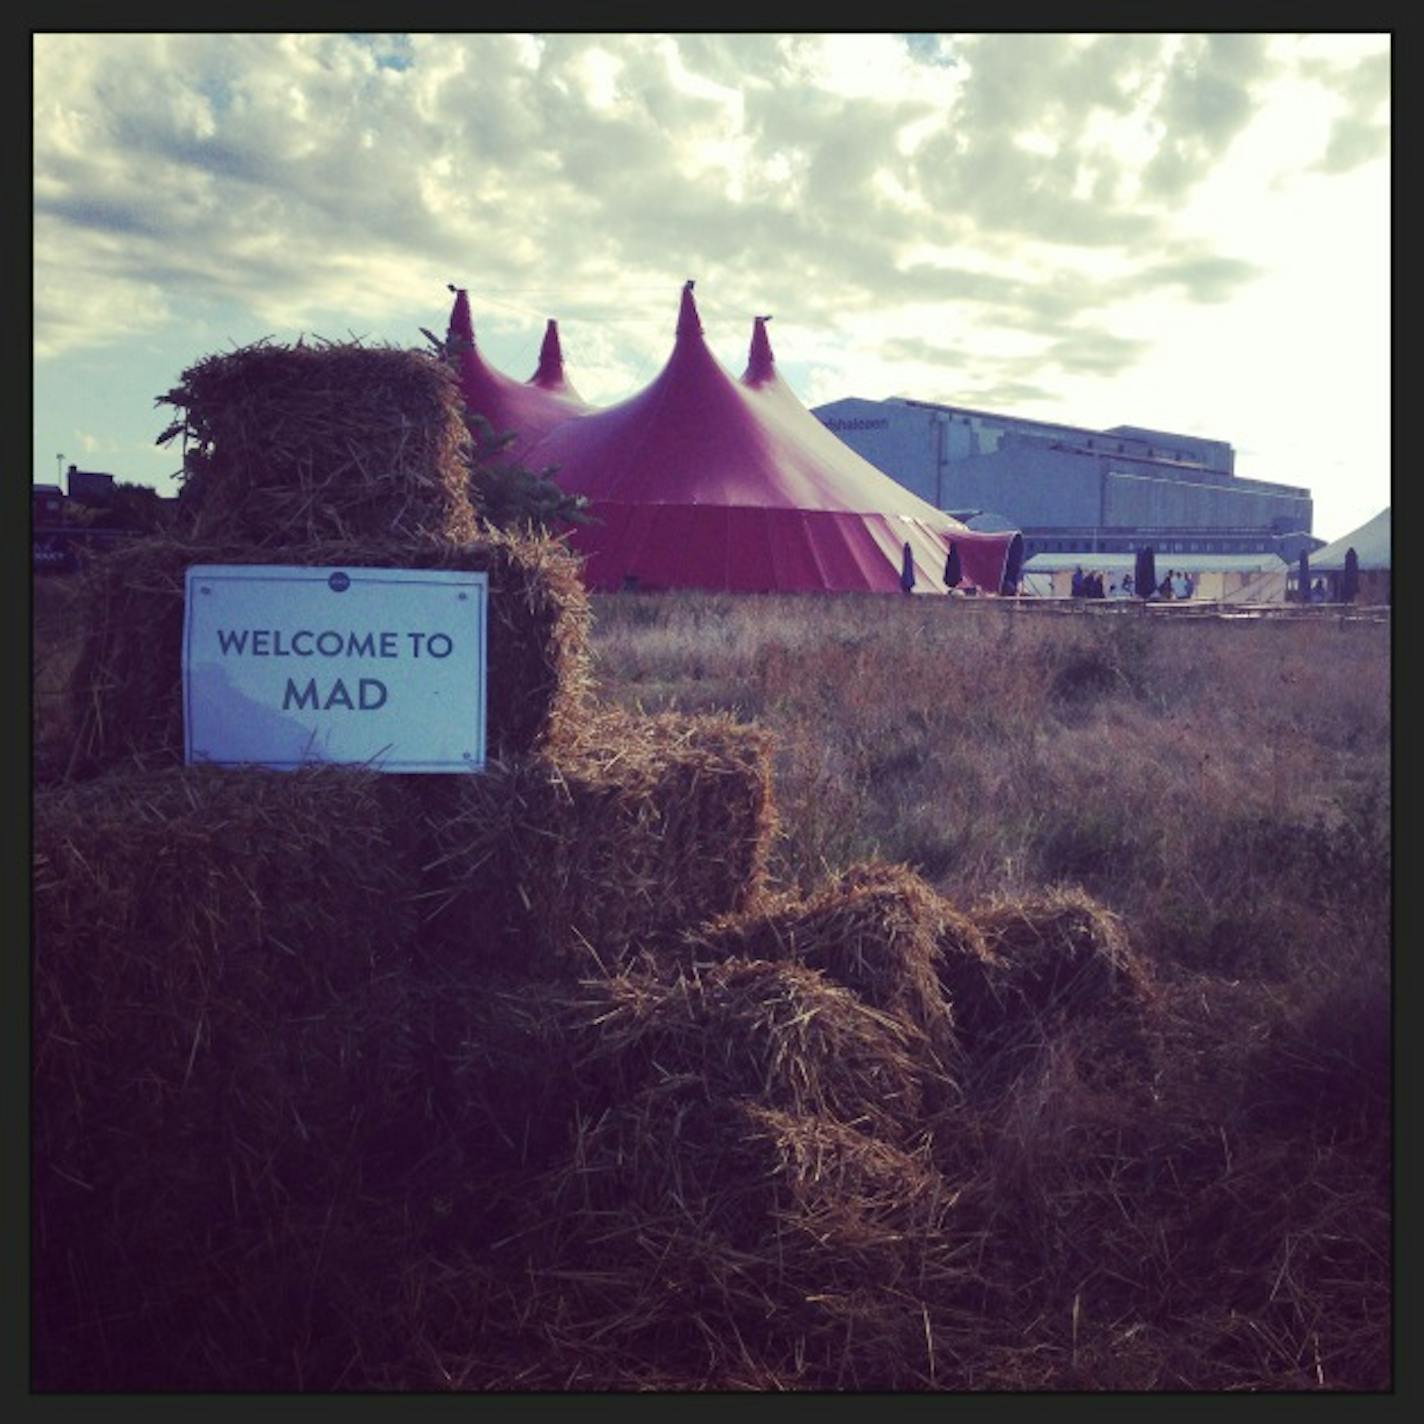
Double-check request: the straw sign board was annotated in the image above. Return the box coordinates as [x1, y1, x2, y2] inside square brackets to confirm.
[183, 565, 488, 772]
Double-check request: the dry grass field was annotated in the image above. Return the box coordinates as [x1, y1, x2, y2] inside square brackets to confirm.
[32, 573, 1391, 1391]
[587, 591, 1390, 970]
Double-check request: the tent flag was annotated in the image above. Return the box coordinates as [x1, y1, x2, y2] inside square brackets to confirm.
[444, 288, 590, 464]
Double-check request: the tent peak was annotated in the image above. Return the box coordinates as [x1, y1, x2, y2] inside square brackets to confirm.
[677, 281, 703, 339]
[533, 319, 566, 386]
[447, 286, 475, 346]
[746, 314, 776, 384]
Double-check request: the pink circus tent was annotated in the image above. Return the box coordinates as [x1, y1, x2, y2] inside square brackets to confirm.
[445, 288, 590, 462]
[524, 284, 1020, 595]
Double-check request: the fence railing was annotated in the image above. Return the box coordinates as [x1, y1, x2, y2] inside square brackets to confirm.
[975, 596, 1389, 624]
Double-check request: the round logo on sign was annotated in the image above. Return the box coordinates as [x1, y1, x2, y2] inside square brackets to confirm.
[328, 571, 351, 592]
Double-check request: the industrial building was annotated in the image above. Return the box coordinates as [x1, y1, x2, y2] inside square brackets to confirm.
[811, 396, 1319, 563]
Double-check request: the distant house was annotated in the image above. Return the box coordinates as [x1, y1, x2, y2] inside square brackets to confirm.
[33, 483, 65, 527]
[65, 465, 117, 507]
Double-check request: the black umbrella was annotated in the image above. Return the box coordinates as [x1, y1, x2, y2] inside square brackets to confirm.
[943, 541, 962, 589]
[1134, 546, 1156, 601]
[1298, 549, 1310, 603]
[900, 541, 916, 594]
[1342, 547, 1360, 603]
[1000, 532, 1024, 595]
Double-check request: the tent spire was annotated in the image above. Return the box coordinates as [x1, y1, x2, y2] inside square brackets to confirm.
[446, 286, 475, 349]
[534, 319, 565, 386]
[746, 314, 775, 384]
[677, 280, 702, 339]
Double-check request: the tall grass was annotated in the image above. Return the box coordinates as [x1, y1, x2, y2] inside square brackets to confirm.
[589, 593, 1390, 979]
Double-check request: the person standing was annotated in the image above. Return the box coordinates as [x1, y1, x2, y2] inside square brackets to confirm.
[1071, 566, 1085, 598]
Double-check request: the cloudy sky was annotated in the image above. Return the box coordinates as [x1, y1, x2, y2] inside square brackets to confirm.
[34, 32, 1389, 542]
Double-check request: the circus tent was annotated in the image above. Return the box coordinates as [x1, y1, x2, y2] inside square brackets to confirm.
[522, 284, 1020, 595]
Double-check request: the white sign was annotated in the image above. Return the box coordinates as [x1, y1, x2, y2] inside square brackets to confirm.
[182, 565, 488, 773]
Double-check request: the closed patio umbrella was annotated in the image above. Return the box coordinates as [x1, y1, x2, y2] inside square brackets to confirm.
[900, 541, 916, 593]
[1342, 547, 1360, 603]
[944, 541, 962, 589]
[1134, 546, 1156, 601]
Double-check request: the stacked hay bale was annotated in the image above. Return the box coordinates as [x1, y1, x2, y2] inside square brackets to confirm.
[32, 337, 792, 1388]
[159, 337, 480, 548]
[947, 887, 1159, 1096]
[33, 766, 441, 1388]
[391, 960, 977, 1390]
[679, 859, 965, 1070]
[64, 341, 593, 778]
[64, 527, 592, 777]
[421, 709, 776, 977]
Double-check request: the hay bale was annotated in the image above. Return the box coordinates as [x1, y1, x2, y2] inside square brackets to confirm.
[940, 888, 1157, 1093]
[486, 1089, 971, 1390]
[546, 958, 929, 1144]
[960, 887, 1151, 1025]
[63, 527, 592, 779]
[159, 339, 478, 548]
[421, 710, 776, 977]
[32, 764, 444, 1388]
[681, 859, 960, 1067]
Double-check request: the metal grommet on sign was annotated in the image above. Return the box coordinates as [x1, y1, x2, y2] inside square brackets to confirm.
[328, 571, 351, 592]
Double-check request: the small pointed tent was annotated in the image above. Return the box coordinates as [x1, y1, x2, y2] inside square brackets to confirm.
[445, 288, 590, 463]
[1308, 507, 1390, 572]
[1307, 507, 1390, 604]
[525, 288, 1019, 595]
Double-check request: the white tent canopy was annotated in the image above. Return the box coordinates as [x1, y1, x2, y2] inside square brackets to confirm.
[1308, 508, 1390, 571]
[1022, 552, 1287, 575]
[1020, 551, 1288, 602]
